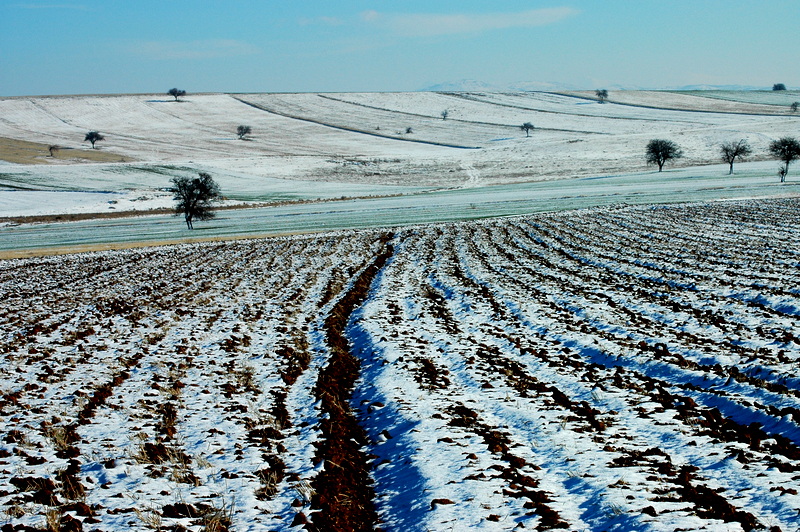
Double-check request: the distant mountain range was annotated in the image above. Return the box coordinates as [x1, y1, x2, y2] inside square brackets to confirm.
[420, 79, 775, 92]
[421, 80, 580, 92]
[675, 84, 769, 91]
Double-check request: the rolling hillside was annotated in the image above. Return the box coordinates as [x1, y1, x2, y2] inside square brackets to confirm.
[1, 91, 799, 531]
[1, 91, 799, 191]
[1, 90, 799, 252]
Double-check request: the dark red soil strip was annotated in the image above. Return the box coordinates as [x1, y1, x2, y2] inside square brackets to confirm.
[306, 233, 394, 532]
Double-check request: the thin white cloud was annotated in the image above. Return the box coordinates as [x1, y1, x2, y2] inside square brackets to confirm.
[131, 40, 260, 61]
[362, 7, 579, 37]
[299, 16, 344, 26]
[360, 10, 380, 23]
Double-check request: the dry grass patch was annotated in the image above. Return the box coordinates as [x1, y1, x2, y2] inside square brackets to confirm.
[0, 136, 134, 164]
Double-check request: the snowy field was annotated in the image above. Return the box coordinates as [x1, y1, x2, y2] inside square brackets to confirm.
[1, 160, 799, 256]
[1, 90, 800, 253]
[665, 90, 800, 109]
[1, 92, 800, 531]
[1, 90, 799, 199]
[1, 199, 799, 531]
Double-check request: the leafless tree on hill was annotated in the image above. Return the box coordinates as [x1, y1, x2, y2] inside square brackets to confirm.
[170, 172, 221, 229]
[237, 125, 252, 140]
[769, 137, 800, 182]
[84, 131, 104, 149]
[520, 122, 534, 137]
[720, 139, 752, 175]
[646, 139, 683, 172]
[168, 88, 186, 101]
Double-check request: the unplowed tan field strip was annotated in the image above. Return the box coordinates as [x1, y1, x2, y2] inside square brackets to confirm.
[0, 136, 133, 165]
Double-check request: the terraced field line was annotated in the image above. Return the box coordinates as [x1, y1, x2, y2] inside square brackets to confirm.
[320, 94, 605, 135]
[232, 96, 482, 149]
[553, 91, 796, 117]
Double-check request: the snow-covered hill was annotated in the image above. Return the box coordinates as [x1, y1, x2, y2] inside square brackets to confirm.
[1, 90, 799, 200]
[1, 91, 799, 531]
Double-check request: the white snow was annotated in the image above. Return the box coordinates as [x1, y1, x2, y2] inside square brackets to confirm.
[1, 91, 799, 531]
[2, 200, 799, 530]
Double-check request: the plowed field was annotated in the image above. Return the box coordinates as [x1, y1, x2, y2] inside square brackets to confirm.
[1, 198, 799, 531]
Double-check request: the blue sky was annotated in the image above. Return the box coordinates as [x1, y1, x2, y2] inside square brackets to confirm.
[2, 1, 798, 96]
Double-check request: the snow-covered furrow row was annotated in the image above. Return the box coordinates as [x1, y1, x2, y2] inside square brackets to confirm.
[528, 216, 800, 394]
[434, 231, 626, 528]
[0, 233, 386, 531]
[448, 224, 800, 529]
[595, 205, 800, 300]
[353, 230, 582, 530]
[396, 229, 692, 528]
[517, 215, 800, 360]
[528, 212, 796, 314]
[501, 219, 797, 369]
[481, 220, 800, 421]
[572, 209, 774, 277]
[600, 202, 797, 254]
[0, 248, 241, 528]
[179, 234, 384, 530]
[362, 227, 764, 529]
[569, 205, 800, 300]
[0, 262, 167, 438]
[295, 234, 394, 531]
[422, 287, 769, 529]
[0, 251, 159, 348]
[263, 233, 385, 530]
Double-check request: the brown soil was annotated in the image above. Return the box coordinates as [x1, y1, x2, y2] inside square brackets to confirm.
[307, 234, 394, 532]
[1, 208, 175, 225]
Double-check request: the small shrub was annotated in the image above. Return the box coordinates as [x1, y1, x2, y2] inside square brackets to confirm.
[134, 507, 163, 530]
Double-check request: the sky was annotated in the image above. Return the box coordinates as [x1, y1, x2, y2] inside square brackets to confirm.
[1, 1, 799, 96]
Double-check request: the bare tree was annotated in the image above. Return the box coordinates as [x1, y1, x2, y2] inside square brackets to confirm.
[791, 102, 798, 113]
[440, 110, 449, 120]
[84, 131, 104, 149]
[170, 172, 221, 229]
[646, 139, 683, 172]
[595, 89, 608, 103]
[769, 136, 800, 182]
[237, 125, 252, 140]
[719, 139, 752, 175]
[168, 88, 186, 101]
[773, 83, 787, 91]
[520, 122, 534, 137]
